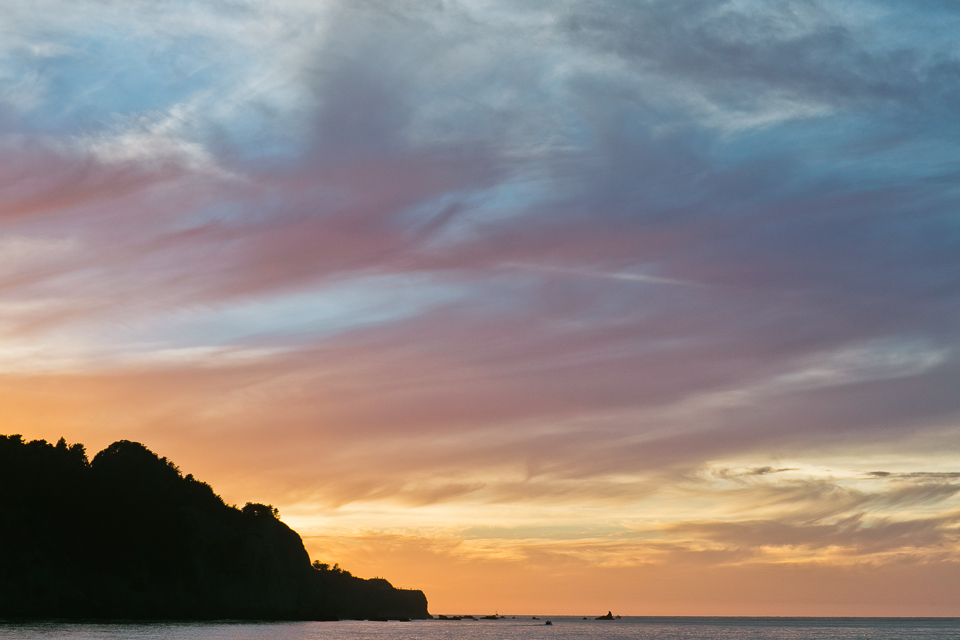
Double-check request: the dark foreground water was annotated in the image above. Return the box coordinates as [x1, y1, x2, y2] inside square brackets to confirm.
[1, 617, 958, 640]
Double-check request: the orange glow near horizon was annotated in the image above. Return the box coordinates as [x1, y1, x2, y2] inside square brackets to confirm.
[4, 361, 959, 617]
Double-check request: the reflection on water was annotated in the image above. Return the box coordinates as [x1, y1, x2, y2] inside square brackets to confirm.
[2, 618, 959, 640]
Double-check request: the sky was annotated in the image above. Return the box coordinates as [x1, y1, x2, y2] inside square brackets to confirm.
[2, 0, 960, 616]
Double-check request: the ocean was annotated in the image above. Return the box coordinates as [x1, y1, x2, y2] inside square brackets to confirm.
[1, 617, 958, 640]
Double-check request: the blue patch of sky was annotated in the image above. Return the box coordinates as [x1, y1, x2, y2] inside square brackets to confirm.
[709, 111, 960, 200]
[13, 29, 226, 134]
[214, 105, 313, 164]
[863, 1, 960, 51]
[95, 273, 467, 357]
[412, 179, 562, 249]
[6, 21, 305, 164]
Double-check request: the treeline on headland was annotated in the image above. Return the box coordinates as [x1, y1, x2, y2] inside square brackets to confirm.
[0, 435, 430, 621]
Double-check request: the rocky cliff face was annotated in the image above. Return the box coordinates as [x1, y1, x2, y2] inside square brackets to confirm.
[0, 436, 429, 621]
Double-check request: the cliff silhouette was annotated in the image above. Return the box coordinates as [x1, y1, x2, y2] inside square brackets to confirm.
[0, 435, 429, 621]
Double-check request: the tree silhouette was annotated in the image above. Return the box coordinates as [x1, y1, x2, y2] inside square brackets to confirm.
[0, 435, 429, 621]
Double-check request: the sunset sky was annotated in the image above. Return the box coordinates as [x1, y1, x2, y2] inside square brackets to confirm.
[3, 0, 960, 616]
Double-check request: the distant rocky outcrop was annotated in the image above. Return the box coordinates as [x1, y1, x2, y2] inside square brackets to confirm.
[0, 435, 430, 621]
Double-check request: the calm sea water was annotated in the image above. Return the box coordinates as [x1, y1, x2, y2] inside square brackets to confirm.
[1, 618, 958, 640]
